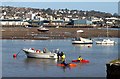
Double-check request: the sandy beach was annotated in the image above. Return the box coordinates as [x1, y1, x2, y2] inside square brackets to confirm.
[1, 27, 119, 40]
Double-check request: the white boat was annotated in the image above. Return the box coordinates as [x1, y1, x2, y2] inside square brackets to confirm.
[37, 26, 49, 32]
[95, 39, 115, 44]
[95, 26, 116, 44]
[23, 48, 57, 59]
[72, 37, 93, 44]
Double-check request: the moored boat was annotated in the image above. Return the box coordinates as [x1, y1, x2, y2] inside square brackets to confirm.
[37, 26, 49, 32]
[95, 26, 116, 44]
[72, 37, 93, 44]
[95, 39, 116, 44]
[23, 48, 57, 59]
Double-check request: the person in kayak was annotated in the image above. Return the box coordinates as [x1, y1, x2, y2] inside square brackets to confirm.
[77, 56, 83, 61]
[60, 52, 66, 59]
[61, 58, 68, 66]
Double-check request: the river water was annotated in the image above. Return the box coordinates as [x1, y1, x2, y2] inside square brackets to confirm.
[2, 38, 119, 77]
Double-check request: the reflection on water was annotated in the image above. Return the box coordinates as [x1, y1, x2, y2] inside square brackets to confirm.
[58, 66, 71, 72]
[96, 43, 115, 46]
[24, 58, 58, 71]
[72, 44, 92, 48]
[24, 58, 57, 65]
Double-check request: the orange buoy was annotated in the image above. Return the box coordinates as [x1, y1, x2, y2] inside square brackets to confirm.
[31, 48, 34, 50]
[13, 54, 17, 58]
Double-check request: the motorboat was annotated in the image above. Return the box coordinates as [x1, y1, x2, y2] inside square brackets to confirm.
[95, 39, 115, 44]
[23, 48, 57, 59]
[37, 26, 49, 32]
[72, 37, 93, 44]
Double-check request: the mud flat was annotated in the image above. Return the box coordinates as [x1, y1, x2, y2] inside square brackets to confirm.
[1, 27, 120, 40]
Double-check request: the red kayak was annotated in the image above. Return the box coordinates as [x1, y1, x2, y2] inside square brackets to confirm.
[57, 63, 77, 68]
[72, 59, 89, 63]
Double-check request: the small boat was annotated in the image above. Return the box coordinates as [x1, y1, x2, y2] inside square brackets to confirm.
[37, 26, 49, 32]
[72, 37, 93, 44]
[23, 48, 57, 59]
[95, 26, 116, 44]
[72, 59, 89, 63]
[95, 39, 115, 44]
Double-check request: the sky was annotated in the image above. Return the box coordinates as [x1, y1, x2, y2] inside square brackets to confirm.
[1, 0, 119, 2]
[1, 2, 119, 14]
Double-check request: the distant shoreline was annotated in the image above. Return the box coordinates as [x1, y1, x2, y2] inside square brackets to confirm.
[1, 27, 120, 40]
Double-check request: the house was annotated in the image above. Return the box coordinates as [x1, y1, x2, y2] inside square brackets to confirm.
[0, 19, 29, 26]
[69, 19, 92, 26]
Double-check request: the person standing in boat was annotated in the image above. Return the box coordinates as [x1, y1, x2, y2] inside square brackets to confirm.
[43, 48, 47, 53]
[55, 49, 60, 59]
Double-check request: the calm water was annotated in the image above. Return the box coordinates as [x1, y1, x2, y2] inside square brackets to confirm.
[2, 38, 119, 77]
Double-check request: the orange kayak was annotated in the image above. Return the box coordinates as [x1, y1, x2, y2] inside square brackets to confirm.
[57, 63, 77, 68]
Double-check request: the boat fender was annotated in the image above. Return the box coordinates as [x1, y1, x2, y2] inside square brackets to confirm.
[31, 48, 34, 50]
[36, 50, 40, 53]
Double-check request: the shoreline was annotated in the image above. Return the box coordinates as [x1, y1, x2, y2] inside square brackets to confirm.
[1, 27, 120, 40]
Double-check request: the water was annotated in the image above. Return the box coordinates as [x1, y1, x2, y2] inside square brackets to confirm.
[2, 38, 119, 77]
[89, 28, 120, 30]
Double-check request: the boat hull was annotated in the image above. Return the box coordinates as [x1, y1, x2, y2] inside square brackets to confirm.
[95, 39, 115, 44]
[96, 41, 115, 44]
[37, 29, 49, 32]
[72, 37, 93, 44]
[72, 41, 93, 44]
[23, 49, 57, 59]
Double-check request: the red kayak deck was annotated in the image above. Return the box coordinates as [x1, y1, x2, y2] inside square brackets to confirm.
[72, 59, 89, 63]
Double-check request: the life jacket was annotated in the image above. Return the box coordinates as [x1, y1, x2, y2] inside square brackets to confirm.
[77, 57, 83, 61]
[62, 54, 65, 59]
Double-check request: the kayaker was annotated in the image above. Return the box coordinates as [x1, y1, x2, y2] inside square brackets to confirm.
[62, 54, 65, 59]
[61, 52, 66, 59]
[61, 58, 68, 66]
[77, 56, 83, 61]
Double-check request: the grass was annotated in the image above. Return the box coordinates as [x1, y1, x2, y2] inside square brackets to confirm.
[109, 59, 120, 64]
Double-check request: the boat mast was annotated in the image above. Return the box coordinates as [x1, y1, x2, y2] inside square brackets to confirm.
[107, 25, 109, 38]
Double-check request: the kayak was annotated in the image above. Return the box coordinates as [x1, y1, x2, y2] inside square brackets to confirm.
[57, 63, 77, 68]
[72, 59, 89, 63]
